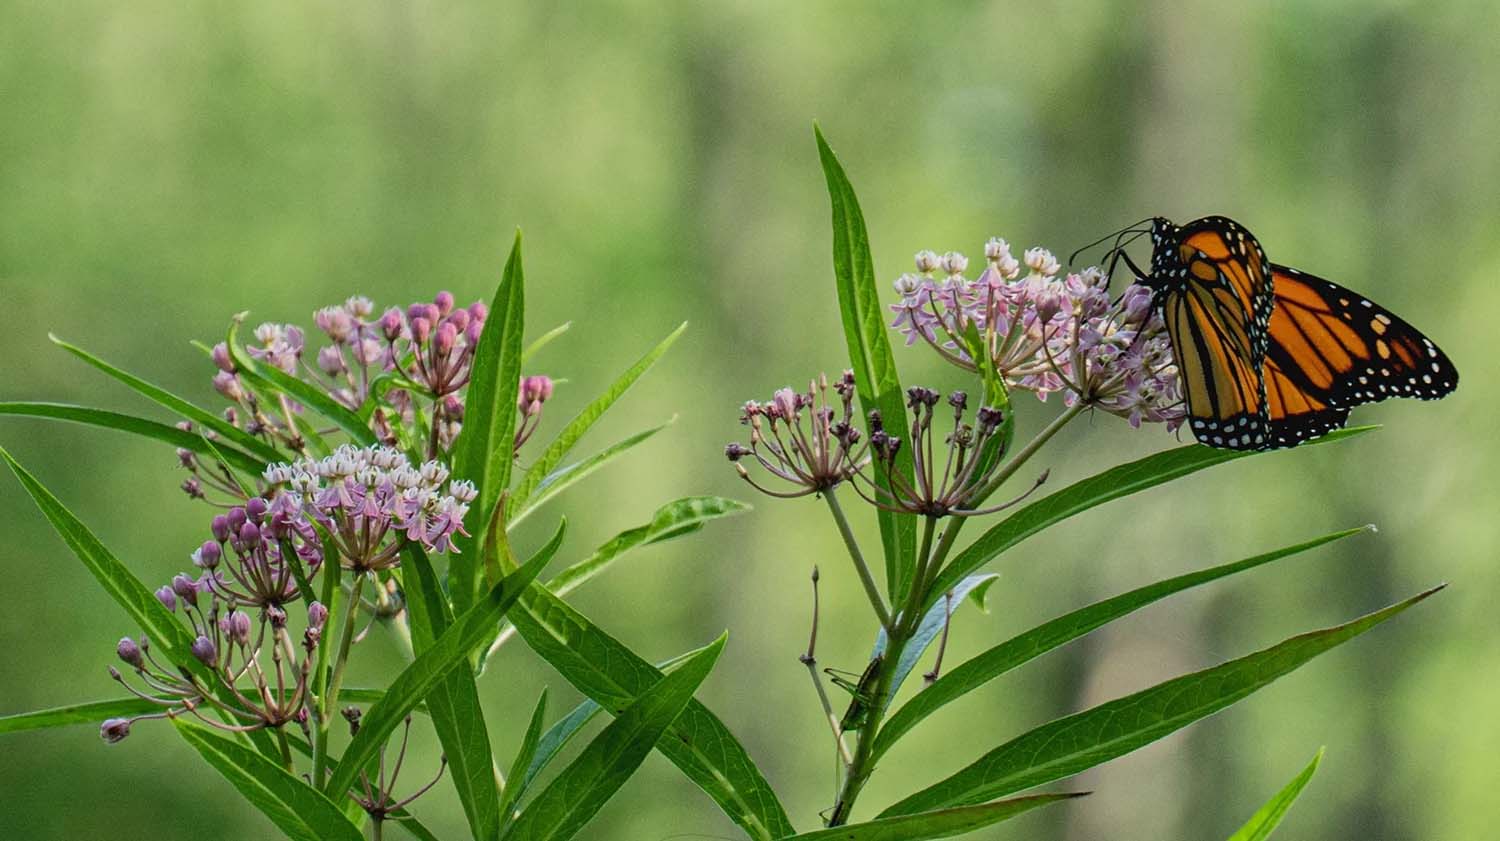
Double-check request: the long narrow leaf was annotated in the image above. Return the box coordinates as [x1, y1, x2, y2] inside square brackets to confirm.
[1226, 748, 1324, 841]
[324, 524, 560, 800]
[0, 446, 202, 671]
[522, 698, 602, 794]
[510, 323, 685, 514]
[0, 402, 266, 474]
[0, 688, 397, 736]
[499, 689, 551, 823]
[880, 586, 1442, 817]
[449, 230, 527, 613]
[508, 583, 795, 840]
[508, 421, 672, 527]
[522, 321, 572, 363]
[873, 527, 1370, 760]
[175, 721, 364, 841]
[872, 573, 997, 707]
[815, 126, 917, 601]
[225, 317, 376, 447]
[786, 793, 1085, 840]
[925, 426, 1376, 607]
[401, 545, 501, 841]
[503, 635, 727, 841]
[49, 334, 283, 463]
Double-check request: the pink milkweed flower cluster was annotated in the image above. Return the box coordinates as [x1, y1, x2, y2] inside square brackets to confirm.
[262, 444, 475, 570]
[725, 371, 865, 498]
[890, 239, 1186, 431]
[187, 497, 323, 609]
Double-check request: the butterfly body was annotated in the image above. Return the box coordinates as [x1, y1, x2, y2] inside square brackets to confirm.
[1116, 215, 1457, 450]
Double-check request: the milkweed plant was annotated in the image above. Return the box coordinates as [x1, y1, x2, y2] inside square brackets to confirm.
[0, 128, 1441, 841]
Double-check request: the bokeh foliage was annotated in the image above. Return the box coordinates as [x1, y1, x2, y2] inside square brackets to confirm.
[1, 1, 1493, 839]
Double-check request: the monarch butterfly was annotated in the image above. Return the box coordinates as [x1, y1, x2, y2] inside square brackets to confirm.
[1101, 215, 1458, 450]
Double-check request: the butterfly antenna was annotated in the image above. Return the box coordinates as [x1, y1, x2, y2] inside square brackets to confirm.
[1068, 217, 1151, 266]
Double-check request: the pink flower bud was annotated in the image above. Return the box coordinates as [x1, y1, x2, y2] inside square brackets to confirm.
[411, 317, 432, 345]
[434, 291, 455, 315]
[435, 322, 458, 355]
[211, 342, 236, 373]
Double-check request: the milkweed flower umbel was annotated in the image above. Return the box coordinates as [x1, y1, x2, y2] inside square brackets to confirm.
[890, 239, 1186, 431]
[725, 371, 866, 498]
[262, 444, 474, 569]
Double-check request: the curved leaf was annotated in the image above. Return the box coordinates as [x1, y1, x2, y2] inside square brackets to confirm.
[49, 334, 283, 463]
[815, 125, 916, 601]
[508, 420, 673, 527]
[175, 721, 364, 841]
[502, 635, 726, 841]
[880, 585, 1440, 817]
[871, 573, 997, 708]
[508, 583, 794, 840]
[449, 230, 527, 613]
[523, 698, 602, 795]
[785, 793, 1084, 840]
[925, 426, 1376, 608]
[873, 527, 1370, 760]
[401, 545, 501, 841]
[522, 321, 572, 364]
[0, 401, 266, 474]
[324, 522, 560, 800]
[510, 322, 685, 514]
[500, 689, 551, 822]
[225, 317, 376, 448]
[1227, 748, 1324, 841]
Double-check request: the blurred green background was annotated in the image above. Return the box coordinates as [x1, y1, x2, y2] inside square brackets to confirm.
[2, 1, 1495, 838]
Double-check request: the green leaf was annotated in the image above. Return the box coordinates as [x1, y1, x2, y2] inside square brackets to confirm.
[508, 421, 673, 528]
[523, 698, 603, 794]
[49, 334, 283, 463]
[225, 316, 377, 448]
[873, 528, 1369, 761]
[508, 584, 795, 841]
[814, 125, 916, 602]
[500, 689, 551, 823]
[0, 445, 204, 672]
[510, 323, 686, 515]
[400, 546, 501, 841]
[0, 401, 266, 474]
[523, 321, 573, 364]
[924, 426, 1377, 608]
[546, 496, 749, 597]
[784, 793, 1085, 840]
[880, 585, 1442, 817]
[502, 635, 727, 841]
[1226, 748, 1324, 841]
[175, 721, 364, 841]
[449, 230, 528, 613]
[0, 689, 396, 736]
[872, 573, 998, 706]
[324, 524, 559, 800]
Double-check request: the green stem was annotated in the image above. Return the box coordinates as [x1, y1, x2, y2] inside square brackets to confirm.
[974, 402, 1085, 501]
[275, 727, 294, 773]
[317, 571, 366, 789]
[823, 490, 892, 630]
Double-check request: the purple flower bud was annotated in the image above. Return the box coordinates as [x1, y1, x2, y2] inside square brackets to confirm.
[212, 371, 245, 402]
[211, 342, 236, 373]
[210, 515, 231, 543]
[221, 612, 251, 646]
[116, 637, 143, 668]
[434, 290, 455, 315]
[407, 303, 428, 323]
[445, 309, 470, 332]
[307, 601, 329, 630]
[245, 497, 269, 524]
[468, 301, 488, 323]
[180, 477, 205, 499]
[317, 345, 346, 375]
[239, 521, 261, 546]
[172, 573, 199, 606]
[725, 443, 752, 461]
[380, 308, 404, 340]
[226, 507, 248, 531]
[191, 635, 217, 666]
[434, 322, 458, 355]
[266, 605, 287, 629]
[465, 319, 484, 346]
[155, 585, 177, 612]
[441, 394, 464, 421]
[176, 448, 196, 468]
[411, 317, 432, 344]
[100, 718, 132, 744]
